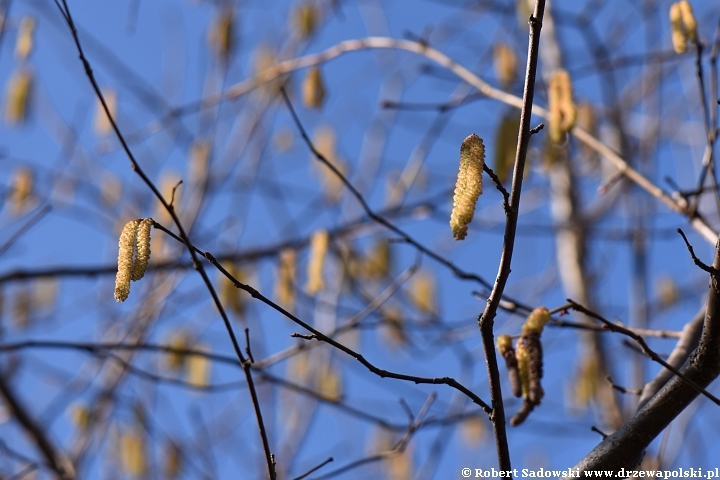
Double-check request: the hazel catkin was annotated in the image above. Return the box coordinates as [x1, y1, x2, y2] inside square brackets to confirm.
[450, 134, 484, 240]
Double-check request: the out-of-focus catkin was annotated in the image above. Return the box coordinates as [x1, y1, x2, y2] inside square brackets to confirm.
[94, 88, 117, 136]
[275, 248, 296, 311]
[679, 1, 697, 43]
[293, 2, 319, 38]
[303, 66, 326, 109]
[493, 43, 517, 88]
[669, 1, 697, 54]
[548, 70, 576, 143]
[9, 167, 34, 215]
[670, 3, 687, 53]
[450, 134, 484, 241]
[306, 230, 329, 294]
[208, 8, 235, 62]
[15, 16, 35, 60]
[5, 69, 32, 125]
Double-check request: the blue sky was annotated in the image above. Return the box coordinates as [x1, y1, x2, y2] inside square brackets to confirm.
[1, 0, 719, 478]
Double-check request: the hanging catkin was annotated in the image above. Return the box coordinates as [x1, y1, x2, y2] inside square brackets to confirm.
[131, 218, 153, 281]
[114, 218, 154, 302]
[306, 230, 329, 294]
[115, 220, 139, 302]
[450, 134, 484, 240]
[548, 70, 576, 143]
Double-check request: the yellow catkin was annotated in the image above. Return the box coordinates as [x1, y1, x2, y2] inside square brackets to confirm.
[574, 355, 599, 407]
[312, 126, 346, 202]
[494, 113, 520, 184]
[186, 343, 211, 388]
[670, 3, 687, 54]
[220, 262, 246, 319]
[164, 331, 191, 372]
[302, 66, 326, 109]
[189, 141, 210, 183]
[5, 69, 32, 125]
[316, 365, 342, 402]
[131, 218, 153, 281]
[576, 102, 599, 166]
[15, 16, 36, 60]
[382, 306, 407, 346]
[9, 167, 34, 215]
[306, 230, 329, 295]
[679, 1, 697, 43]
[115, 220, 139, 302]
[387, 446, 413, 480]
[293, 3, 319, 38]
[94, 88, 117, 136]
[120, 428, 146, 477]
[656, 276, 679, 308]
[208, 8, 235, 62]
[493, 43, 517, 88]
[460, 416, 487, 447]
[410, 271, 436, 314]
[450, 134, 484, 240]
[548, 70, 576, 142]
[363, 238, 391, 279]
[275, 248, 296, 311]
[69, 404, 92, 430]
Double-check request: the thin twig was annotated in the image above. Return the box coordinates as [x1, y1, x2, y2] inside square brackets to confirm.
[676, 228, 720, 276]
[52, 2, 276, 477]
[292, 457, 334, 480]
[566, 299, 720, 406]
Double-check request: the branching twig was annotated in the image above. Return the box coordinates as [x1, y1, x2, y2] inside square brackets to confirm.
[566, 300, 720, 406]
[52, 2, 276, 477]
[477, 2, 546, 472]
[677, 228, 720, 276]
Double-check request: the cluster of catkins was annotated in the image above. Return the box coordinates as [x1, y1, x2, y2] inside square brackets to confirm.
[669, 0, 697, 54]
[115, 218, 153, 302]
[497, 306, 551, 426]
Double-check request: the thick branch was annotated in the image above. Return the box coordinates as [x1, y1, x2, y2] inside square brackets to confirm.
[566, 237, 720, 474]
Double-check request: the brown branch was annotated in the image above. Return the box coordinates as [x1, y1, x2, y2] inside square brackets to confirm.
[478, 1, 546, 472]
